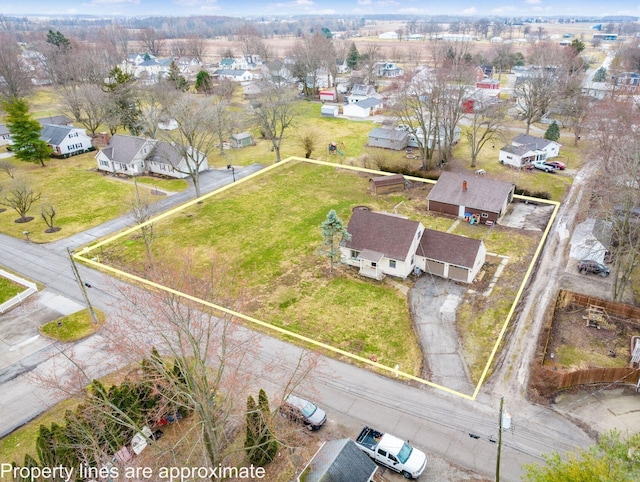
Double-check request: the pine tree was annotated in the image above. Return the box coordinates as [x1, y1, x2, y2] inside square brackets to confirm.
[167, 61, 188, 91]
[2, 98, 51, 167]
[245, 392, 278, 466]
[318, 209, 351, 274]
[195, 70, 212, 94]
[544, 121, 560, 142]
[346, 43, 360, 70]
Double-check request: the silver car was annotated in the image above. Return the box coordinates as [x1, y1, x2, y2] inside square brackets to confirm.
[280, 394, 327, 430]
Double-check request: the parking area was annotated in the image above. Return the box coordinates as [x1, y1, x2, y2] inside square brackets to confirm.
[499, 200, 556, 231]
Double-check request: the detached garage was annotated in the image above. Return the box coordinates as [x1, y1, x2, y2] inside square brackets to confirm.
[368, 127, 409, 150]
[416, 229, 486, 283]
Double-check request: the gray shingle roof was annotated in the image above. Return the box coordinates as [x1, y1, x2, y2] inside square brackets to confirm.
[353, 97, 381, 109]
[101, 134, 151, 165]
[302, 439, 377, 482]
[418, 229, 482, 268]
[427, 171, 514, 215]
[512, 134, 556, 149]
[0, 124, 9, 136]
[147, 142, 183, 167]
[37, 115, 73, 126]
[344, 208, 420, 261]
[500, 144, 537, 156]
[40, 124, 74, 146]
[368, 128, 408, 142]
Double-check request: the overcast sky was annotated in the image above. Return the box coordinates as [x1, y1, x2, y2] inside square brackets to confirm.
[1, 1, 639, 18]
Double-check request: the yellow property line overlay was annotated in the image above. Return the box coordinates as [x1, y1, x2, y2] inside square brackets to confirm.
[76, 156, 559, 401]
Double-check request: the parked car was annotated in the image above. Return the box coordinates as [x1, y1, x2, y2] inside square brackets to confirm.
[544, 160, 566, 170]
[577, 259, 610, 276]
[280, 394, 326, 430]
[532, 160, 556, 173]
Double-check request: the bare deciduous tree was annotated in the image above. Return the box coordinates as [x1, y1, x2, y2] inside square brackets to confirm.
[1, 178, 41, 223]
[466, 103, 507, 168]
[139, 28, 165, 57]
[40, 201, 60, 233]
[0, 160, 17, 179]
[0, 33, 34, 101]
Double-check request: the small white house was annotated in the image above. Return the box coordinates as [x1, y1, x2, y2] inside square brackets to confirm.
[343, 98, 382, 118]
[213, 69, 253, 82]
[499, 144, 545, 168]
[512, 134, 561, 159]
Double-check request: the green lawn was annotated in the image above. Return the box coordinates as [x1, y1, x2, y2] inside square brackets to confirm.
[0, 275, 23, 304]
[40, 308, 105, 342]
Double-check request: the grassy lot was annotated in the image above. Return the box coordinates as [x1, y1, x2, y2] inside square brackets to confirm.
[0, 275, 23, 304]
[40, 308, 106, 342]
[96, 160, 549, 380]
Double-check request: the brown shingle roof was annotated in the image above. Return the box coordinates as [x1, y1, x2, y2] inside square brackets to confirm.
[370, 173, 405, 187]
[427, 171, 514, 214]
[418, 229, 481, 268]
[344, 208, 420, 261]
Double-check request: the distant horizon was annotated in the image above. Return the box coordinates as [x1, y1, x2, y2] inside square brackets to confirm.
[2, 1, 640, 20]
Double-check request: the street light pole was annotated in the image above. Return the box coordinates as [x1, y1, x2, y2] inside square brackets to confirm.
[227, 164, 236, 182]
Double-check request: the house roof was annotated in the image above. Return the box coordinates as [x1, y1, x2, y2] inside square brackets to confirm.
[301, 439, 377, 482]
[147, 142, 183, 167]
[37, 115, 73, 126]
[344, 208, 421, 261]
[231, 132, 252, 141]
[370, 173, 405, 187]
[350, 84, 376, 96]
[368, 128, 408, 142]
[214, 69, 248, 77]
[352, 97, 382, 109]
[418, 229, 482, 268]
[99, 134, 151, 165]
[40, 124, 78, 146]
[512, 134, 559, 149]
[427, 171, 514, 214]
[500, 144, 538, 156]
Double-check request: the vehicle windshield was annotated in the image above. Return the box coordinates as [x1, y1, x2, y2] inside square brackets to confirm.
[301, 401, 317, 418]
[397, 442, 413, 464]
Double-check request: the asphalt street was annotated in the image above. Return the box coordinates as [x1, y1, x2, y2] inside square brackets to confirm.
[0, 163, 596, 480]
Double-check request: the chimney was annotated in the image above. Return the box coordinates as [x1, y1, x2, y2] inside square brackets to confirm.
[100, 132, 109, 145]
[462, 180, 468, 191]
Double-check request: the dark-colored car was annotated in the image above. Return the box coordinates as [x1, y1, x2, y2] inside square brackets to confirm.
[280, 394, 326, 430]
[577, 259, 610, 276]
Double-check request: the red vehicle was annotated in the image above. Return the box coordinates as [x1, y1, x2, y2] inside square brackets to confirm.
[545, 160, 566, 170]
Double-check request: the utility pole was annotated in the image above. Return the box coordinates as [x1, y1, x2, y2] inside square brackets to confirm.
[496, 396, 504, 482]
[67, 248, 98, 324]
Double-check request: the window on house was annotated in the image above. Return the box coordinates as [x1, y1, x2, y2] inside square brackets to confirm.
[351, 250, 360, 259]
[481, 213, 489, 218]
[389, 260, 396, 269]
[371, 262, 377, 268]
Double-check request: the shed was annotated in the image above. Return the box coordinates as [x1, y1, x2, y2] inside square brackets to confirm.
[427, 171, 515, 224]
[298, 439, 377, 482]
[230, 132, 253, 148]
[321, 105, 339, 117]
[319, 89, 336, 102]
[368, 127, 408, 150]
[570, 218, 612, 265]
[370, 174, 405, 194]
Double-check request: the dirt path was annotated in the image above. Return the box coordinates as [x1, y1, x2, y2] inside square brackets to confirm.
[484, 163, 598, 404]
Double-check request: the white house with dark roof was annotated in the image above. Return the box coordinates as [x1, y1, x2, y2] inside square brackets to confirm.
[347, 84, 377, 103]
[343, 98, 382, 118]
[95, 134, 208, 178]
[41, 124, 93, 158]
[427, 172, 515, 224]
[218, 57, 249, 70]
[341, 207, 485, 282]
[499, 134, 561, 168]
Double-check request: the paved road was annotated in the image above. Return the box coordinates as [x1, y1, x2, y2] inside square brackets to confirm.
[0, 161, 596, 480]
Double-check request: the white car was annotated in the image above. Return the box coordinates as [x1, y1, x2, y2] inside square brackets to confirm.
[532, 160, 556, 173]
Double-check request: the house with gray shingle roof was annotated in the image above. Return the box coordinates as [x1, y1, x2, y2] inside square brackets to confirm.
[368, 127, 409, 150]
[499, 134, 561, 168]
[343, 97, 383, 118]
[340, 206, 485, 282]
[40, 124, 93, 158]
[95, 134, 208, 178]
[297, 439, 377, 482]
[213, 69, 253, 82]
[427, 172, 515, 224]
[37, 115, 73, 127]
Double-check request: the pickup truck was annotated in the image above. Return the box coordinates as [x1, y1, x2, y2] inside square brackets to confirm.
[355, 426, 427, 479]
[531, 160, 556, 173]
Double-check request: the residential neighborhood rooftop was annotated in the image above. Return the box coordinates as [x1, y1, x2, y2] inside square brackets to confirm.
[418, 229, 483, 269]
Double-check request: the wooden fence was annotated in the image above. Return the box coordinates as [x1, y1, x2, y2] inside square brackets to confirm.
[533, 290, 640, 394]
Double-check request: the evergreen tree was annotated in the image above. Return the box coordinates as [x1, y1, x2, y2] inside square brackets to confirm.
[167, 61, 188, 91]
[346, 43, 360, 70]
[2, 98, 51, 167]
[103, 66, 142, 135]
[570, 38, 586, 54]
[245, 392, 278, 466]
[544, 121, 560, 142]
[35, 425, 56, 467]
[593, 66, 607, 82]
[318, 209, 351, 274]
[195, 70, 212, 94]
[46, 29, 71, 50]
